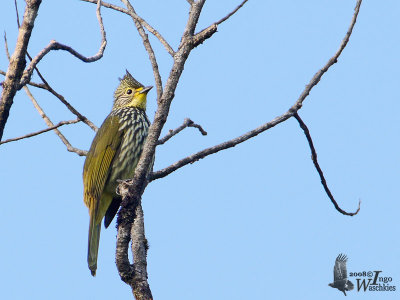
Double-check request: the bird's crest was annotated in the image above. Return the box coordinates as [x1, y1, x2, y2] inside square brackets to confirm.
[119, 70, 144, 89]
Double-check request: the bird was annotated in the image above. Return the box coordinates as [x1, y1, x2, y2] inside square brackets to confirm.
[328, 253, 354, 296]
[83, 70, 152, 276]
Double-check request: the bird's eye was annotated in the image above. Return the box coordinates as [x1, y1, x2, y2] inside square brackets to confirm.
[126, 89, 133, 95]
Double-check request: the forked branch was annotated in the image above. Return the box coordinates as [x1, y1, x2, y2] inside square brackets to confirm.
[82, 0, 175, 56]
[158, 118, 207, 145]
[23, 86, 88, 156]
[19, 0, 107, 89]
[193, 0, 248, 47]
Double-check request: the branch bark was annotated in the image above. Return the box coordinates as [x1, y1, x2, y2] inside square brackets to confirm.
[0, 0, 42, 141]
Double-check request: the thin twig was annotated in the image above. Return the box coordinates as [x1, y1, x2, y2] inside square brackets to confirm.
[121, 0, 163, 101]
[14, 0, 21, 27]
[158, 118, 207, 145]
[293, 113, 360, 216]
[23, 86, 87, 156]
[81, 0, 127, 14]
[19, 0, 107, 89]
[4, 33, 11, 60]
[0, 119, 81, 145]
[151, 0, 363, 181]
[216, 0, 248, 25]
[82, 0, 175, 56]
[193, 0, 248, 47]
[26, 52, 98, 132]
[186, 0, 194, 5]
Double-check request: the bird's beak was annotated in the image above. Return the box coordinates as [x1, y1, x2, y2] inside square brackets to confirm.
[139, 86, 153, 94]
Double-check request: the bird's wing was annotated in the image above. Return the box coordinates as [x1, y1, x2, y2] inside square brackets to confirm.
[83, 115, 123, 223]
[333, 254, 348, 281]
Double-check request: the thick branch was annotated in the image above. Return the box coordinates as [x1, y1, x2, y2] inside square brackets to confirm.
[293, 113, 360, 216]
[151, 0, 362, 180]
[0, 119, 81, 145]
[0, 0, 42, 141]
[157, 118, 207, 145]
[130, 203, 152, 300]
[19, 0, 106, 88]
[116, 183, 152, 299]
[24, 86, 87, 156]
[115, 2, 206, 298]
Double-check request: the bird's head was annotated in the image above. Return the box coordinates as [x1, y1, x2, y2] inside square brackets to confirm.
[113, 70, 152, 111]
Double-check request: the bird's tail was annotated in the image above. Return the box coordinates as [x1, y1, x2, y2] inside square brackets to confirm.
[88, 213, 101, 276]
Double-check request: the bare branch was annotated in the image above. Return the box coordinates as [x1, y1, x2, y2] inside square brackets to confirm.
[192, 24, 217, 48]
[129, 203, 152, 300]
[116, 183, 152, 299]
[0, 69, 46, 89]
[293, 113, 361, 216]
[14, 0, 21, 28]
[215, 0, 248, 25]
[4, 13, 97, 134]
[19, 0, 107, 88]
[158, 118, 207, 145]
[82, 0, 175, 56]
[0, 119, 81, 145]
[27, 55, 98, 132]
[0, 0, 42, 141]
[290, 0, 362, 112]
[4, 32, 11, 60]
[186, 0, 194, 5]
[23, 86, 87, 156]
[151, 0, 363, 181]
[193, 0, 248, 47]
[81, 0, 127, 14]
[121, 0, 163, 100]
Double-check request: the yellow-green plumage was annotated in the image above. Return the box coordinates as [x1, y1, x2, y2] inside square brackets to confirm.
[83, 71, 152, 276]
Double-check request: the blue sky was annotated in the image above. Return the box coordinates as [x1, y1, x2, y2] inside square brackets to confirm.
[1, 0, 399, 299]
